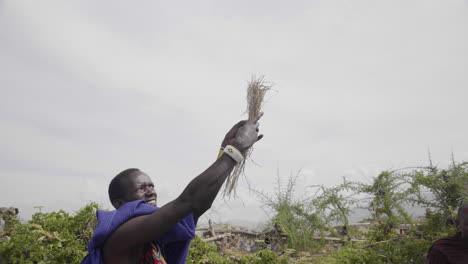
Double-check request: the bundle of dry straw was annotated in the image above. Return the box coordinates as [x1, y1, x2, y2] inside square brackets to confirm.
[223, 76, 271, 197]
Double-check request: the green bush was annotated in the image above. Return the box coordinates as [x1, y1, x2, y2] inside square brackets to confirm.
[237, 249, 288, 264]
[0, 203, 98, 264]
[187, 236, 234, 264]
[318, 236, 430, 264]
[187, 236, 288, 264]
[318, 245, 382, 264]
[255, 171, 331, 251]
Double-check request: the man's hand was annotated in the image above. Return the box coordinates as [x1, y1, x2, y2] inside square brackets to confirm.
[222, 113, 264, 153]
[221, 120, 246, 148]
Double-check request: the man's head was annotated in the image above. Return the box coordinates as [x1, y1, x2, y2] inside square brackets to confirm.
[108, 168, 158, 209]
[456, 203, 468, 239]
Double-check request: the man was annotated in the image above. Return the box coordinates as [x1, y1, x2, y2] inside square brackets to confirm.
[427, 204, 468, 263]
[82, 113, 263, 264]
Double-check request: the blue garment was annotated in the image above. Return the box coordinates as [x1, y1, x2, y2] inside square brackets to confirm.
[81, 200, 196, 264]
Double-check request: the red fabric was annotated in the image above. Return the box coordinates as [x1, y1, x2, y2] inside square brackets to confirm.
[138, 243, 167, 264]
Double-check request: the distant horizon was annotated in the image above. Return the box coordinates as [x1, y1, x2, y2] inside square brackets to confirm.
[10, 194, 430, 231]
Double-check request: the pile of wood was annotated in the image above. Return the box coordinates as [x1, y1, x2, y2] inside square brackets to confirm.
[197, 220, 287, 252]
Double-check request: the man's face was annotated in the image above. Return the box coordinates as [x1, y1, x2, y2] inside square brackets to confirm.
[123, 171, 158, 206]
[458, 208, 468, 239]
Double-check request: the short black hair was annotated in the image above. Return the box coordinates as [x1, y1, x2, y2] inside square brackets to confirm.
[108, 168, 140, 203]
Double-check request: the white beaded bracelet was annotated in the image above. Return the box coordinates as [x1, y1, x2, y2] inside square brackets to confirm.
[223, 145, 244, 163]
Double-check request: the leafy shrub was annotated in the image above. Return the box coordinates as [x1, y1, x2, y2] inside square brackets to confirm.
[318, 245, 382, 264]
[0, 203, 98, 264]
[187, 236, 288, 264]
[412, 161, 468, 221]
[255, 171, 329, 251]
[318, 236, 430, 264]
[187, 236, 234, 264]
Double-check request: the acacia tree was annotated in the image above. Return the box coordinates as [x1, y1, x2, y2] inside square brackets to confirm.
[255, 169, 326, 250]
[256, 170, 361, 250]
[412, 161, 468, 223]
[358, 171, 415, 238]
[308, 179, 358, 238]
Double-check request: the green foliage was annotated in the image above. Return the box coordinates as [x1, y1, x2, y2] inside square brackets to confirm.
[318, 244, 381, 264]
[239, 249, 289, 264]
[0, 203, 98, 264]
[412, 161, 468, 221]
[319, 161, 468, 263]
[255, 170, 327, 251]
[358, 171, 414, 238]
[415, 208, 456, 245]
[187, 236, 234, 264]
[254, 160, 468, 263]
[309, 179, 358, 238]
[319, 235, 432, 264]
[187, 236, 287, 264]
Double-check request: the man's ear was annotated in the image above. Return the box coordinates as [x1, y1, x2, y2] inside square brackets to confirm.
[112, 199, 125, 209]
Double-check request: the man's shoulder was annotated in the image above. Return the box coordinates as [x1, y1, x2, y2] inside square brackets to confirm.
[90, 201, 158, 250]
[431, 234, 462, 252]
[433, 235, 460, 245]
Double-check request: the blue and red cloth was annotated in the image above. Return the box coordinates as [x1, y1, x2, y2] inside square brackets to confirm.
[138, 242, 166, 264]
[81, 200, 196, 264]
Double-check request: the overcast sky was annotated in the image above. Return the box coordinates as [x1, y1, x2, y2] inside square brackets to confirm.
[1, 0, 468, 227]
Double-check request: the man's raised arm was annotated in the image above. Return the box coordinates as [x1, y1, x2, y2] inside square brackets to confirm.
[103, 113, 263, 258]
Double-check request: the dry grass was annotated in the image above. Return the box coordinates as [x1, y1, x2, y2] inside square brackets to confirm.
[247, 75, 271, 120]
[223, 76, 271, 197]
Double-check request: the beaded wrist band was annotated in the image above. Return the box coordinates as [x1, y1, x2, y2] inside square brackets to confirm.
[223, 145, 244, 163]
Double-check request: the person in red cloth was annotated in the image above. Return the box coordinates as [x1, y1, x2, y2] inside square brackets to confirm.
[427, 204, 468, 263]
[82, 114, 263, 264]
